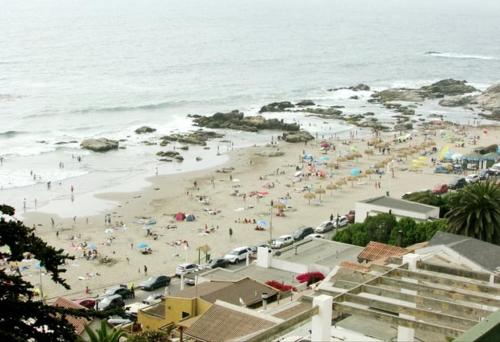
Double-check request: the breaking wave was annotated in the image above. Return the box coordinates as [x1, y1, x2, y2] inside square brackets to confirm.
[425, 51, 496, 60]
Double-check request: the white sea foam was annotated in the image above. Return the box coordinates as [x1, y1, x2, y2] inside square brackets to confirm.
[425, 52, 497, 60]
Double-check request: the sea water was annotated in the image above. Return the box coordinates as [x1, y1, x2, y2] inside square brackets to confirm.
[1, 0, 500, 216]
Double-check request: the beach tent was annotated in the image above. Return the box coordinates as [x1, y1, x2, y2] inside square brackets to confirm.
[186, 214, 196, 222]
[320, 142, 330, 148]
[257, 219, 269, 228]
[175, 212, 186, 221]
[87, 243, 97, 251]
[350, 168, 361, 176]
[137, 242, 149, 249]
[303, 154, 314, 162]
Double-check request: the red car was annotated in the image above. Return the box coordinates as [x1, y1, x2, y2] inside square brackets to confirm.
[74, 298, 96, 309]
[345, 210, 355, 223]
[432, 184, 448, 194]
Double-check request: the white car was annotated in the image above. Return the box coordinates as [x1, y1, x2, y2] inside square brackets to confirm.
[223, 246, 252, 264]
[315, 221, 334, 233]
[142, 294, 164, 306]
[271, 235, 294, 249]
[305, 233, 324, 240]
[175, 263, 198, 276]
[333, 216, 349, 228]
[465, 174, 480, 183]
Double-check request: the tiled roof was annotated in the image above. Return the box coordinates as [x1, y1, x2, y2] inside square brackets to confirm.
[201, 278, 278, 307]
[185, 304, 275, 341]
[357, 241, 408, 262]
[172, 278, 278, 307]
[272, 302, 312, 320]
[52, 297, 89, 336]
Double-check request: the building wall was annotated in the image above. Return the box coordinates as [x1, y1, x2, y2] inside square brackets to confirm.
[138, 311, 166, 331]
[139, 297, 213, 331]
[355, 202, 439, 223]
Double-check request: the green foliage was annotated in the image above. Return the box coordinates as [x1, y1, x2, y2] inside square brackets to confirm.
[402, 190, 451, 217]
[445, 181, 500, 244]
[85, 321, 125, 342]
[0, 204, 86, 342]
[332, 212, 447, 248]
[127, 331, 170, 342]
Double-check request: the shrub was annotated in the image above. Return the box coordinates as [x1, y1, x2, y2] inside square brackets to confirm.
[265, 280, 296, 292]
[296, 272, 325, 285]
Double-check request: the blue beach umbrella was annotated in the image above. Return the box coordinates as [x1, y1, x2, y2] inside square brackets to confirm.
[257, 219, 269, 228]
[87, 243, 97, 251]
[350, 168, 361, 176]
[137, 242, 149, 249]
[320, 156, 330, 162]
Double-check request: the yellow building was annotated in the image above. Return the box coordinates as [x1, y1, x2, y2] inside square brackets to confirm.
[138, 277, 277, 331]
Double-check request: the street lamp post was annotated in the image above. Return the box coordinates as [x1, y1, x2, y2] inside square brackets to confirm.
[269, 200, 274, 243]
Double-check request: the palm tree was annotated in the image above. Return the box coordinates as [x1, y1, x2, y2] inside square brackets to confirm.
[445, 181, 500, 244]
[84, 321, 125, 342]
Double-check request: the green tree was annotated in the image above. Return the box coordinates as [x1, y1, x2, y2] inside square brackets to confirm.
[364, 213, 397, 243]
[445, 181, 500, 244]
[402, 190, 451, 217]
[84, 321, 125, 342]
[127, 331, 170, 342]
[0, 204, 85, 341]
[388, 217, 418, 247]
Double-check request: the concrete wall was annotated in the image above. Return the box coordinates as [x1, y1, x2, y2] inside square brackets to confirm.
[271, 258, 308, 274]
[355, 202, 439, 223]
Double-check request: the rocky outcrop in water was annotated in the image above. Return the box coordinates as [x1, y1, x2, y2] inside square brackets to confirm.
[135, 126, 156, 134]
[281, 130, 314, 143]
[371, 79, 478, 103]
[476, 83, 500, 120]
[81, 138, 119, 152]
[157, 151, 183, 161]
[160, 130, 224, 146]
[438, 95, 474, 107]
[350, 83, 370, 91]
[296, 106, 343, 118]
[295, 100, 315, 106]
[259, 101, 295, 112]
[193, 110, 300, 132]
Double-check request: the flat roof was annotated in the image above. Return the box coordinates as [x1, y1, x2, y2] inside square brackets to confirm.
[200, 264, 299, 284]
[275, 239, 363, 268]
[358, 196, 439, 214]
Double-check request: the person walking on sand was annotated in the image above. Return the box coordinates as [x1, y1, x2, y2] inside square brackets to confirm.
[70, 185, 74, 193]
[23, 198, 26, 211]
[51, 217, 55, 228]
[144, 265, 148, 276]
[229, 227, 233, 240]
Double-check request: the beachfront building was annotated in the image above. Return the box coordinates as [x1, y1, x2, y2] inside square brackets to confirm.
[241, 234, 500, 341]
[137, 277, 278, 332]
[355, 196, 440, 223]
[52, 297, 102, 340]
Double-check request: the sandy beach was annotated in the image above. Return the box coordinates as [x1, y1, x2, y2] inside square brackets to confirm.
[20, 123, 499, 299]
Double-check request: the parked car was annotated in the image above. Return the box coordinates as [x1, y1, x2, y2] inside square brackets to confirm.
[103, 285, 134, 299]
[489, 163, 500, 175]
[206, 257, 229, 269]
[184, 273, 197, 286]
[95, 294, 124, 311]
[345, 210, 355, 224]
[465, 174, 480, 183]
[293, 227, 315, 241]
[142, 294, 164, 306]
[223, 246, 252, 264]
[139, 275, 170, 291]
[333, 216, 349, 228]
[305, 233, 324, 240]
[448, 177, 467, 190]
[271, 235, 294, 249]
[479, 169, 495, 179]
[434, 165, 450, 174]
[315, 221, 334, 233]
[74, 298, 96, 309]
[175, 263, 199, 277]
[432, 184, 448, 194]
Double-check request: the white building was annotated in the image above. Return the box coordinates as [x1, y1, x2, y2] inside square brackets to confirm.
[355, 196, 440, 223]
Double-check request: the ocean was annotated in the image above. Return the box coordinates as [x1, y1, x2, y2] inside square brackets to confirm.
[1, 0, 500, 216]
